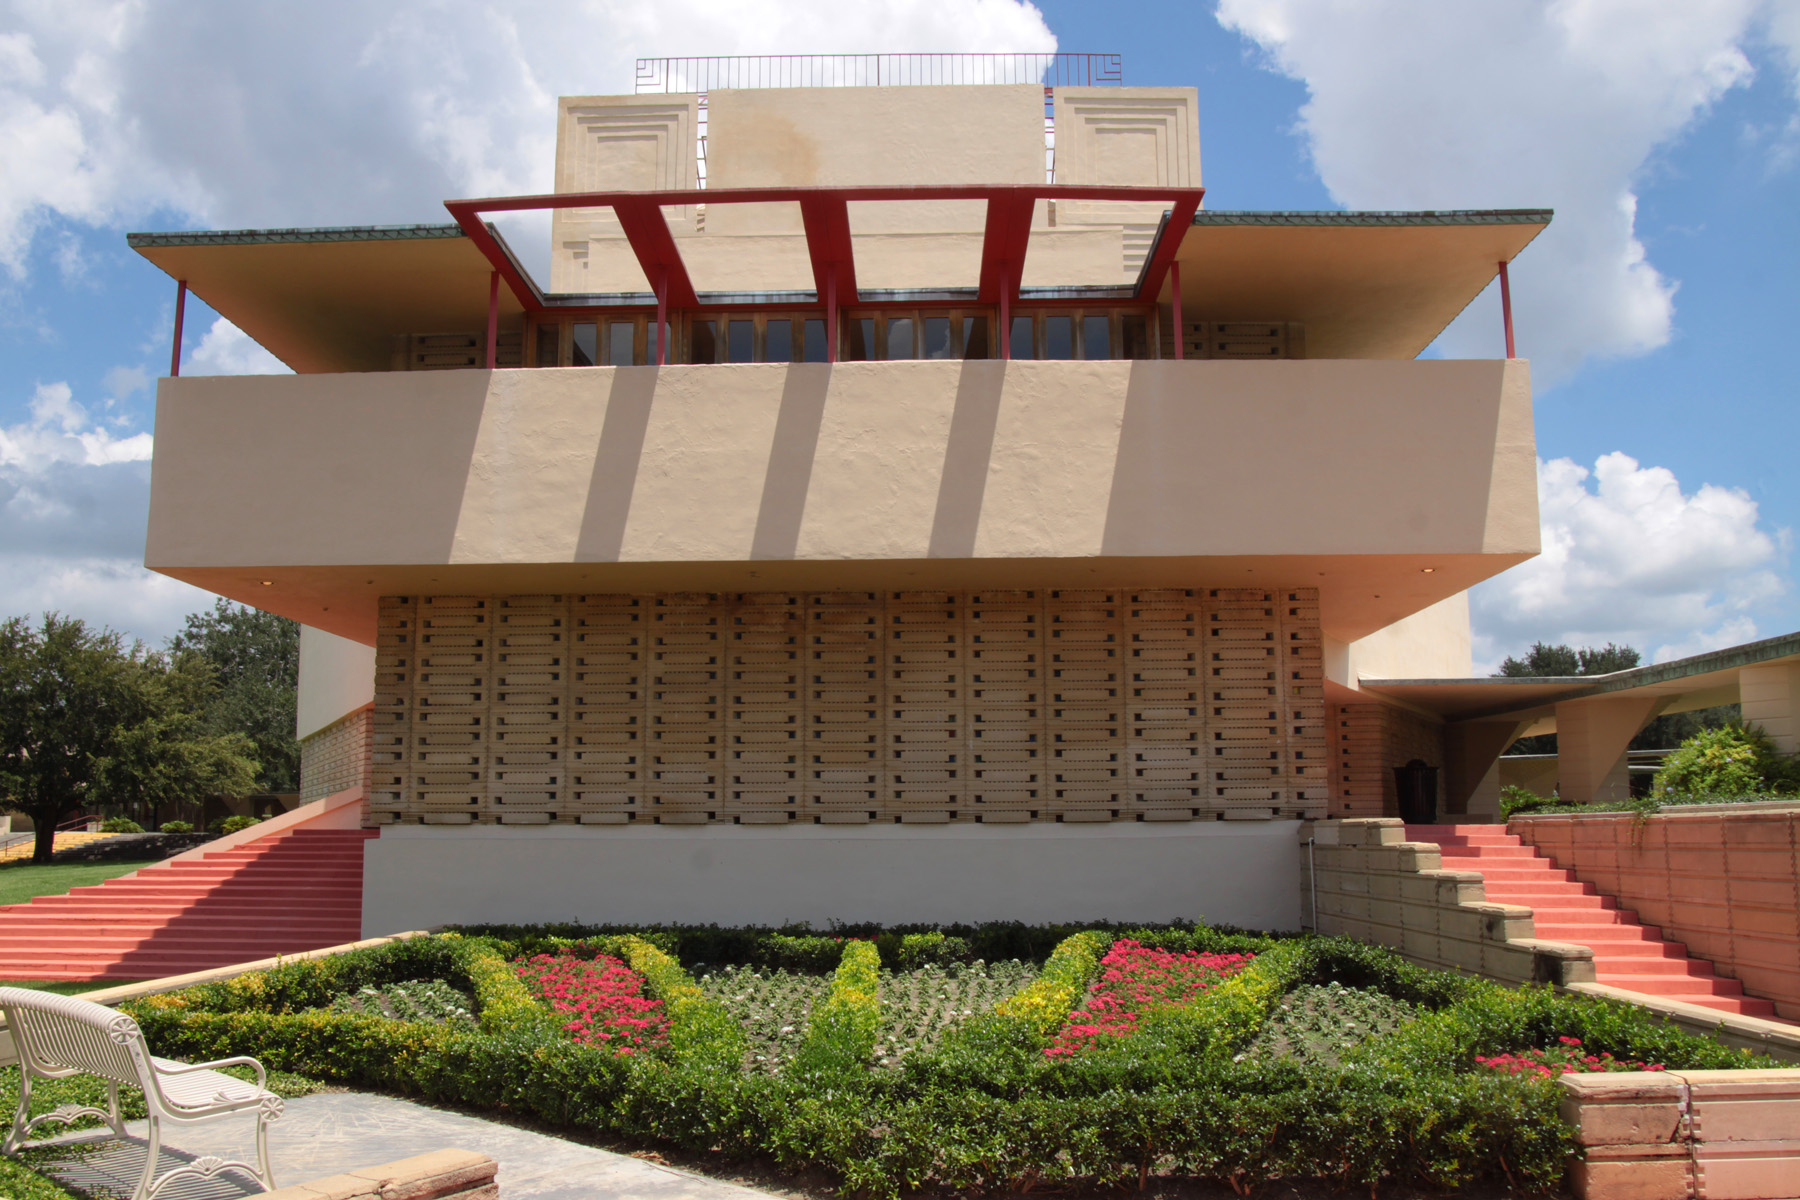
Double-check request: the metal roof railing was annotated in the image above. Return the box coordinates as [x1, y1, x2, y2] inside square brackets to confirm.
[635, 53, 1122, 93]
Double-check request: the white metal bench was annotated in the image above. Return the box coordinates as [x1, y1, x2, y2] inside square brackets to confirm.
[0, 987, 281, 1200]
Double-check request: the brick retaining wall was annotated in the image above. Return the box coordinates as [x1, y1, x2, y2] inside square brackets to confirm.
[1514, 805, 1800, 1021]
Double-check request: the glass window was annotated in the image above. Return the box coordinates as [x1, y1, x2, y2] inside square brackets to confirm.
[962, 315, 990, 360]
[608, 321, 635, 366]
[537, 324, 561, 367]
[1120, 313, 1152, 361]
[923, 316, 952, 359]
[1082, 315, 1110, 360]
[803, 318, 828, 363]
[728, 319, 754, 363]
[648, 321, 666, 365]
[573, 323, 598, 367]
[766, 319, 794, 363]
[885, 317, 915, 360]
[1009, 315, 1034, 360]
[844, 317, 875, 361]
[1045, 315, 1073, 360]
[689, 319, 718, 364]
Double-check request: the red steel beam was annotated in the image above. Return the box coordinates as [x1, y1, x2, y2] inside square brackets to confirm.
[1498, 259, 1516, 358]
[613, 197, 700, 309]
[444, 184, 1205, 313]
[977, 193, 1036, 304]
[1137, 195, 1202, 307]
[485, 270, 500, 368]
[799, 194, 858, 304]
[170, 279, 187, 377]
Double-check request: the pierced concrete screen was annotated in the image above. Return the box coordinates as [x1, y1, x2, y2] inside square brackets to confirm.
[371, 588, 1327, 827]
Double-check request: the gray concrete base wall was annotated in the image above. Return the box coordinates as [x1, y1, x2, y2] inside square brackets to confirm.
[361, 821, 1303, 935]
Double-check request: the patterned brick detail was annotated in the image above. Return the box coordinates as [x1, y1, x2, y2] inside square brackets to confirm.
[299, 704, 374, 802]
[1332, 701, 1445, 818]
[371, 588, 1328, 826]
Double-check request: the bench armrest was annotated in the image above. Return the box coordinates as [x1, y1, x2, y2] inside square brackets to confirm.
[155, 1056, 268, 1090]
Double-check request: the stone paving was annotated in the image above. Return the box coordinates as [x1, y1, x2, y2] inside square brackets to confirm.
[38, 1091, 783, 1200]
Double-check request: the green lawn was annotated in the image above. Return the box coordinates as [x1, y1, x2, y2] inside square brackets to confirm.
[0, 859, 159, 908]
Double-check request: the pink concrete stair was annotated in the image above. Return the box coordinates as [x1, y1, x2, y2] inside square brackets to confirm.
[1405, 823, 1779, 1019]
[0, 828, 377, 981]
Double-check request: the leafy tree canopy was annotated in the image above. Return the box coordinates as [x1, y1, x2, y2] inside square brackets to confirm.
[169, 599, 299, 792]
[1496, 641, 1640, 677]
[0, 613, 260, 862]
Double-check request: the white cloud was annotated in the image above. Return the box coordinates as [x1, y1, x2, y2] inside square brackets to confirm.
[1470, 452, 1789, 670]
[1215, 0, 1799, 382]
[0, 380, 177, 640]
[188, 317, 289, 376]
[0, 555, 215, 647]
[102, 363, 147, 399]
[0, 0, 1057, 279]
[0, 381, 152, 467]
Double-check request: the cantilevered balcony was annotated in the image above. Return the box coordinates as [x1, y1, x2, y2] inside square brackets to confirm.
[145, 356, 1536, 647]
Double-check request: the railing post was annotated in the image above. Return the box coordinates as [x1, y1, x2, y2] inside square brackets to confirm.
[485, 271, 499, 369]
[1497, 260, 1516, 359]
[999, 272, 1011, 361]
[655, 266, 668, 365]
[826, 263, 838, 363]
[1170, 260, 1183, 361]
[170, 280, 187, 378]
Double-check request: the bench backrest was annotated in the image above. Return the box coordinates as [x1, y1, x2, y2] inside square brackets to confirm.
[0, 987, 148, 1090]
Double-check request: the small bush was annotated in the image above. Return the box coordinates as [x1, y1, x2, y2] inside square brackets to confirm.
[209, 815, 263, 835]
[98, 817, 144, 833]
[1500, 784, 1560, 819]
[158, 820, 195, 834]
[1654, 722, 1800, 797]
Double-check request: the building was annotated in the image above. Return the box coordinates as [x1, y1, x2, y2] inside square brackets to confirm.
[130, 54, 1558, 935]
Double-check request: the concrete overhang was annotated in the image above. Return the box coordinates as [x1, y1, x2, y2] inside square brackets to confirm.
[1359, 631, 1800, 724]
[1166, 210, 1553, 359]
[128, 225, 530, 374]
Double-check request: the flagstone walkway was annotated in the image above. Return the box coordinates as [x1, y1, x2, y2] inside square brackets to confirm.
[40, 1090, 782, 1200]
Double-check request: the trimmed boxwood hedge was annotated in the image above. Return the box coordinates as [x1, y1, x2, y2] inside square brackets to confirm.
[120, 924, 1774, 1197]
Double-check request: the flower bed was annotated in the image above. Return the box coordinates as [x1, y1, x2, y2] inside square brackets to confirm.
[513, 953, 667, 1053]
[1047, 938, 1252, 1057]
[1477, 1036, 1665, 1078]
[118, 923, 1782, 1198]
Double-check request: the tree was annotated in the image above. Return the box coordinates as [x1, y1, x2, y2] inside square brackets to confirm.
[98, 653, 260, 822]
[1497, 641, 1639, 677]
[170, 599, 300, 792]
[0, 614, 262, 862]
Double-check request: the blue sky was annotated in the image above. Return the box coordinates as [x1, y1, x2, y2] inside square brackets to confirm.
[2, 0, 1797, 671]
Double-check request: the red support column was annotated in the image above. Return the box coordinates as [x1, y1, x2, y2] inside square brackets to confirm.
[170, 280, 187, 377]
[1498, 260, 1516, 359]
[826, 263, 838, 363]
[485, 271, 500, 369]
[1169, 260, 1184, 361]
[999, 269, 1011, 361]
[655, 266, 668, 365]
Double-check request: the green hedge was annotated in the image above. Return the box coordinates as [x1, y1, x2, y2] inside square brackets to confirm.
[119, 925, 1777, 1197]
[792, 939, 882, 1078]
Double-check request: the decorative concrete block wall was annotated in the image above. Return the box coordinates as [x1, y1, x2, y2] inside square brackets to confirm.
[1562, 1069, 1800, 1200]
[298, 704, 373, 803]
[1332, 702, 1445, 818]
[1303, 818, 1595, 985]
[370, 587, 1328, 827]
[1514, 805, 1800, 1021]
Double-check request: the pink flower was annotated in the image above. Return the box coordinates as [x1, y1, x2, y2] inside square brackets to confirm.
[1044, 941, 1254, 1058]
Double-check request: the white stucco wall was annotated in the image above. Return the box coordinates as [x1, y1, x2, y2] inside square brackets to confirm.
[296, 624, 376, 740]
[360, 821, 1303, 936]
